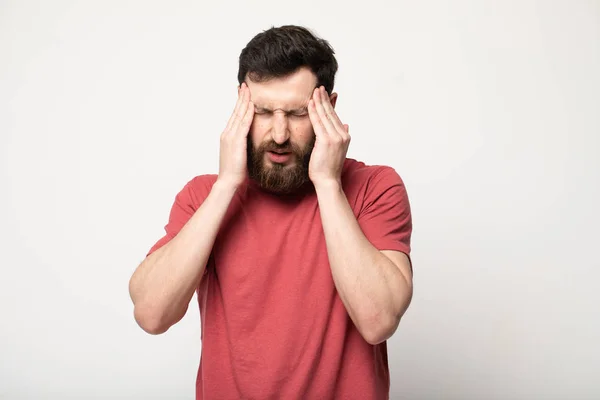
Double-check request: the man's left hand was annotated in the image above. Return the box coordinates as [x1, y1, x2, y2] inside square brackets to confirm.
[307, 86, 350, 189]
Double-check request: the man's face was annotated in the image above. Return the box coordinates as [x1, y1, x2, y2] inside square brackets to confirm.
[244, 67, 333, 194]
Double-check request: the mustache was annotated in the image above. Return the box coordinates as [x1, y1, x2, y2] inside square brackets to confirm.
[259, 140, 297, 154]
[247, 134, 316, 158]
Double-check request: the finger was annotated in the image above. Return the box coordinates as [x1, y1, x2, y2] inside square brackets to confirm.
[320, 87, 350, 141]
[225, 83, 247, 133]
[230, 85, 251, 134]
[224, 84, 245, 133]
[308, 98, 327, 138]
[313, 87, 338, 138]
[240, 101, 254, 136]
[319, 86, 346, 135]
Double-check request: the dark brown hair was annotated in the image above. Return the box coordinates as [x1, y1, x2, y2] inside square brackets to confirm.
[237, 25, 338, 93]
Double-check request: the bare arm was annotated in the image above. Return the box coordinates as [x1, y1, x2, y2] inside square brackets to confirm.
[129, 83, 254, 334]
[307, 86, 413, 344]
[129, 180, 237, 334]
[315, 182, 413, 345]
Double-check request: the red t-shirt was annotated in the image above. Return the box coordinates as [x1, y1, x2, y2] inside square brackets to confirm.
[147, 158, 413, 399]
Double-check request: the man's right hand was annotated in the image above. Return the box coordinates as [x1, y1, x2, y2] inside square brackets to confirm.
[218, 82, 255, 189]
[130, 87, 254, 333]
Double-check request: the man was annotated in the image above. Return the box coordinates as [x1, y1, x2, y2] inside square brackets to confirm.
[129, 25, 413, 399]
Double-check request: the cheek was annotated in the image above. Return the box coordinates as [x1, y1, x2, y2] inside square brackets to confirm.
[290, 119, 314, 143]
[249, 120, 268, 143]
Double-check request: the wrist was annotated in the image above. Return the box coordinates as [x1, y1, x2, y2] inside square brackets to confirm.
[213, 178, 242, 196]
[313, 178, 343, 194]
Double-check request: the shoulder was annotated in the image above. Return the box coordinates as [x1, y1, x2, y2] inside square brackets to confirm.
[188, 174, 219, 191]
[342, 158, 405, 192]
[341, 158, 410, 216]
[177, 174, 219, 205]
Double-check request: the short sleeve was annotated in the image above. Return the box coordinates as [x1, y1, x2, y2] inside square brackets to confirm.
[357, 167, 413, 257]
[146, 176, 212, 257]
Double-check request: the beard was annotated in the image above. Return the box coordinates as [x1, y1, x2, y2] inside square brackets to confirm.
[247, 135, 315, 195]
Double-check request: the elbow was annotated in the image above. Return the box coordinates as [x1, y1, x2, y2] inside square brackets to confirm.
[360, 293, 413, 345]
[133, 303, 184, 335]
[129, 267, 177, 335]
[360, 314, 401, 345]
[134, 306, 169, 335]
[138, 320, 169, 335]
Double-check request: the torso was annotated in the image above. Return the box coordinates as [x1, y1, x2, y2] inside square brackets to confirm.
[194, 159, 391, 399]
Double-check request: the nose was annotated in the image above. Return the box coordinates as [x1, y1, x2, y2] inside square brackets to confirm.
[270, 111, 290, 145]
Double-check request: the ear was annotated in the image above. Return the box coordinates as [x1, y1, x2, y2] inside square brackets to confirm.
[329, 92, 338, 108]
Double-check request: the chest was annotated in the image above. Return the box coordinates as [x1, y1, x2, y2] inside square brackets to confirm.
[211, 193, 334, 297]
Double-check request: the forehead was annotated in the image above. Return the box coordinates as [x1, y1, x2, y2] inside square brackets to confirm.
[246, 67, 317, 108]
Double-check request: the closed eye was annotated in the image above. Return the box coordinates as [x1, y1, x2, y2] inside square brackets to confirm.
[289, 109, 308, 117]
[254, 107, 308, 117]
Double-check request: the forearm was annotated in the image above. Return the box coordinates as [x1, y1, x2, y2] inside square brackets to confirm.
[129, 180, 237, 333]
[316, 182, 412, 344]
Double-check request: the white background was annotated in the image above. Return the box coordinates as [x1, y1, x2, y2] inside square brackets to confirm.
[1, 1, 599, 399]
